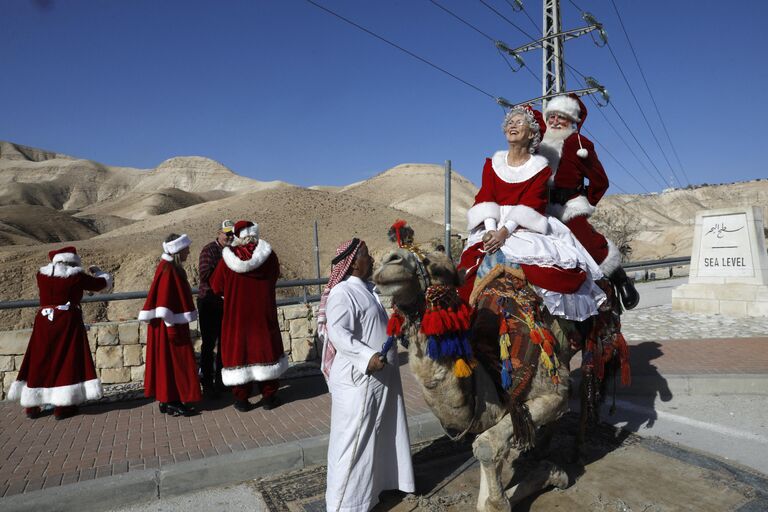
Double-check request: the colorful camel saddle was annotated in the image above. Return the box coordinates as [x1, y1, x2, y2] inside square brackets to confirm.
[469, 263, 568, 402]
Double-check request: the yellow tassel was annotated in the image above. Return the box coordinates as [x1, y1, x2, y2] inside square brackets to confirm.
[453, 358, 472, 378]
[539, 350, 554, 371]
[499, 333, 511, 360]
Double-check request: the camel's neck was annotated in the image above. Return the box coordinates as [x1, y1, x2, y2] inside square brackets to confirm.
[404, 319, 505, 433]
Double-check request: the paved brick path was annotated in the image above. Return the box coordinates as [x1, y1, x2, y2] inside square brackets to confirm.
[1, 336, 767, 499]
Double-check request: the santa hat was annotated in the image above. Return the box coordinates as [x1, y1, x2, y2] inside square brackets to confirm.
[234, 220, 259, 239]
[544, 93, 590, 158]
[49, 246, 81, 265]
[162, 234, 192, 255]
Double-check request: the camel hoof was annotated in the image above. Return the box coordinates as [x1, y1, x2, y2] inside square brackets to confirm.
[549, 467, 570, 490]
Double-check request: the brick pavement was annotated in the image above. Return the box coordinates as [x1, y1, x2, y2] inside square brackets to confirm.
[1, 337, 767, 499]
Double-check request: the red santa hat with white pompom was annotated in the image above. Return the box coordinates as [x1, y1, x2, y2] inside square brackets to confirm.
[544, 93, 590, 159]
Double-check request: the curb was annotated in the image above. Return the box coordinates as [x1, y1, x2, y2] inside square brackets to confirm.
[0, 412, 444, 512]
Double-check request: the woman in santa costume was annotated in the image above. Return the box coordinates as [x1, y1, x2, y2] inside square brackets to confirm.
[210, 220, 287, 412]
[7, 247, 112, 420]
[457, 105, 605, 321]
[138, 233, 202, 416]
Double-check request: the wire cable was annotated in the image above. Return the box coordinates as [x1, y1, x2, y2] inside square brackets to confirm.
[477, 0, 538, 41]
[503, 0, 540, 33]
[427, 0, 540, 83]
[609, 0, 690, 185]
[304, 0, 497, 100]
[568, 65, 665, 188]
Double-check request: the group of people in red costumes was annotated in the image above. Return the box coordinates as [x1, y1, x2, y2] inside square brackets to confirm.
[8, 219, 286, 419]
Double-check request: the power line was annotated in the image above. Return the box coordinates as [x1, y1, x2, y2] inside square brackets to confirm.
[609, 0, 690, 186]
[427, 0, 540, 83]
[477, 0, 538, 41]
[568, 69, 664, 190]
[604, 40, 685, 187]
[502, 0, 540, 33]
[304, 0, 497, 100]
[582, 126, 650, 194]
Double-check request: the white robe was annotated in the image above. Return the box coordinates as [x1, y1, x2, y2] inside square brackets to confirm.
[325, 276, 415, 512]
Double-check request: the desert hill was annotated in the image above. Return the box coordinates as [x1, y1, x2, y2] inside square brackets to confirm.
[339, 163, 477, 230]
[1, 140, 767, 331]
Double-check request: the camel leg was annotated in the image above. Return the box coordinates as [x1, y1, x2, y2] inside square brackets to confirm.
[505, 460, 569, 507]
[473, 414, 519, 512]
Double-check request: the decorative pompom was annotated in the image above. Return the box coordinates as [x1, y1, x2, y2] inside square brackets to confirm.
[577, 147, 588, 158]
[426, 337, 440, 360]
[381, 336, 395, 356]
[453, 358, 473, 378]
[388, 219, 415, 247]
[386, 311, 404, 336]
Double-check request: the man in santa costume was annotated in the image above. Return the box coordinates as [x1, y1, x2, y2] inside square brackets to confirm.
[8, 247, 112, 420]
[210, 220, 287, 411]
[138, 233, 202, 416]
[538, 93, 639, 309]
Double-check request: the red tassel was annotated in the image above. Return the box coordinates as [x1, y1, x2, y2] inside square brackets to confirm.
[421, 309, 445, 336]
[530, 329, 542, 345]
[387, 311, 404, 336]
[616, 333, 632, 386]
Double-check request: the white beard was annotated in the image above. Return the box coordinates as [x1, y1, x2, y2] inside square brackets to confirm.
[539, 126, 575, 175]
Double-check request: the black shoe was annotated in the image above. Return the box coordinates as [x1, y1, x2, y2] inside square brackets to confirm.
[159, 402, 168, 414]
[25, 407, 42, 419]
[233, 400, 252, 412]
[262, 395, 281, 411]
[165, 401, 198, 417]
[54, 405, 79, 420]
[610, 267, 640, 310]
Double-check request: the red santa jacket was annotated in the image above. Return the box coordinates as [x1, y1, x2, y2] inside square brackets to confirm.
[210, 240, 287, 386]
[138, 256, 197, 325]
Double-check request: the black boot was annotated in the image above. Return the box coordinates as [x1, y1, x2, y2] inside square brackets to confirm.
[609, 267, 639, 310]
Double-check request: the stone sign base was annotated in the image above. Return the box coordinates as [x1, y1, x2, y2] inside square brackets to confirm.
[672, 283, 768, 317]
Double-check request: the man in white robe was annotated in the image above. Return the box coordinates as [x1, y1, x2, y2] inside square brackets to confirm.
[319, 238, 415, 512]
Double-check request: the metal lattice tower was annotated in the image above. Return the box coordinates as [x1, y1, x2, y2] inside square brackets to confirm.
[495, 0, 609, 109]
[542, 0, 565, 107]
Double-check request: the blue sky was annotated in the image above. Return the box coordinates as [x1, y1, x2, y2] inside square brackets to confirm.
[2, 0, 766, 194]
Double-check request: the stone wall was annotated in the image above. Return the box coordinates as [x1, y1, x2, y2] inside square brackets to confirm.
[0, 303, 321, 401]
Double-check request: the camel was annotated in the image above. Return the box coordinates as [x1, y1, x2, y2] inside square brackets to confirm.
[374, 244, 575, 511]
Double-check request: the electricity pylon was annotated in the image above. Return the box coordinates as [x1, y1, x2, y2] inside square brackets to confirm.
[494, 0, 610, 109]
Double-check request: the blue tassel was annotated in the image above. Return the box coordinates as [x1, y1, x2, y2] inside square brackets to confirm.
[426, 337, 440, 360]
[501, 367, 512, 389]
[461, 337, 473, 358]
[440, 336, 457, 358]
[381, 336, 395, 356]
[399, 334, 409, 349]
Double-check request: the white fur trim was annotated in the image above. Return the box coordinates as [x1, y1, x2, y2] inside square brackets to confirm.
[221, 240, 273, 273]
[544, 95, 581, 122]
[51, 252, 81, 265]
[466, 202, 500, 231]
[491, 152, 548, 184]
[549, 195, 596, 222]
[92, 270, 113, 292]
[503, 205, 549, 234]
[599, 239, 622, 276]
[9, 378, 103, 407]
[162, 234, 191, 255]
[138, 306, 197, 325]
[161, 253, 174, 262]
[38, 263, 83, 278]
[221, 355, 288, 386]
[236, 224, 259, 239]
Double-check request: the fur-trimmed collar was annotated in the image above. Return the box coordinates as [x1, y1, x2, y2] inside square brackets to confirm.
[491, 152, 548, 183]
[161, 253, 174, 262]
[39, 263, 83, 278]
[221, 240, 273, 273]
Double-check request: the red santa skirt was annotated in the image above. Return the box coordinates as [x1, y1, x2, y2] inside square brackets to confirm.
[9, 306, 102, 407]
[144, 320, 202, 403]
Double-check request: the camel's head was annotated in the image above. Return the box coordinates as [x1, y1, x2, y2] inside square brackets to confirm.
[373, 245, 461, 308]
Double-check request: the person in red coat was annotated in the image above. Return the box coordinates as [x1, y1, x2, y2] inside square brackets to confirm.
[138, 233, 202, 416]
[8, 247, 112, 420]
[210, 220, 287, 412]
[539, 93, 639, 309]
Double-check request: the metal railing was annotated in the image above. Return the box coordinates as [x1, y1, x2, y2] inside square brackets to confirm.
[0, 278, 329, 311]
[623, 256, 691, 272]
